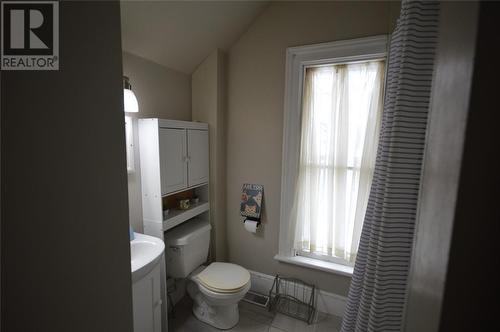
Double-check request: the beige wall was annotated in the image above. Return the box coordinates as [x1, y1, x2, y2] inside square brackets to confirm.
[123, 52, 192, 232]
[192, 49, 227, 261]
[225, 1, 400, 295]
[123, 51, 192, 119]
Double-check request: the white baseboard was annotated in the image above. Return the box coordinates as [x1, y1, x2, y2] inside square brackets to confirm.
[248, 269, 347, 318]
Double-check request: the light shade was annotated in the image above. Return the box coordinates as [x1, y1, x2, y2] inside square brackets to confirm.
[124, 88, 139, 113]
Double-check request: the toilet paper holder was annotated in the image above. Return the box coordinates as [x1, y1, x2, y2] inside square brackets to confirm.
[243, 216, 261, 227]
[243, 217, 260, 234]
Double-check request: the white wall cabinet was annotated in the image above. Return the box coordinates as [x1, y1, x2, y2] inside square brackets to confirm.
[139, 119, 210, 331]
[158, 128, 208, 194]
[139, 119, 210, 236]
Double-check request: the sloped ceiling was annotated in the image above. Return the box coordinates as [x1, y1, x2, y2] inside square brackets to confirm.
[121, 1, 269, 74]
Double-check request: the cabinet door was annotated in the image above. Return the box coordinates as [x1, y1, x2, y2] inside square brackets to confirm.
[132, 264, 162, 332]
[159, 128, 187, 195]
[151, 264, 162, 332]
[132, 277, 153, 332]
[187, 129, 209, 187]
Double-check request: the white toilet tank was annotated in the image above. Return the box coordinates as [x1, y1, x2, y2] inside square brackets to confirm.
[164, 218, 211, 278]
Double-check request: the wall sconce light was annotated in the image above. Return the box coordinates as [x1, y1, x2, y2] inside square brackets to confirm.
[123, 76, 139, 113]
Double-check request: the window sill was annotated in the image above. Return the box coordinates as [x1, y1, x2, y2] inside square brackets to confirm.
[274, 254, 353, 277]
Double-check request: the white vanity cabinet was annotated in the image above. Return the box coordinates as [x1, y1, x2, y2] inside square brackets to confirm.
[139, 119, 210, 237]
[132, 263, 162, 332]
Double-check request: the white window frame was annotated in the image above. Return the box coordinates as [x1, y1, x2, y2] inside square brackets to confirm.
[125, 115, 135, 173]
[275, 35, 389, 276]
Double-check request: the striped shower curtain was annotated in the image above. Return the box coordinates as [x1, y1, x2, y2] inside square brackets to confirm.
[341, 1, 440, 331]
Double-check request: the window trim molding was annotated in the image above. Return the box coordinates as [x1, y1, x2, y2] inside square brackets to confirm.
[274, 254, 354, 277]
[125, 115, 135, 174]
[295, 249, 355, 267]
[277, 35, 389, 272]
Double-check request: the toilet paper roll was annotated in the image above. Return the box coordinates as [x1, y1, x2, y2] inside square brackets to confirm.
[244, 219, 259, 233]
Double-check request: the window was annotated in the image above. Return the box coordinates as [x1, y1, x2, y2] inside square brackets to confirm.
[295, 61, 384, 266]
[277, 36, 388, 275]
[125, 116, 135, 173]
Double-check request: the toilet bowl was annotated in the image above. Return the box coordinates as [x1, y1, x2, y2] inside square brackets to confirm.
[187, 263, 251, 329]
[164, 219, 251, 329]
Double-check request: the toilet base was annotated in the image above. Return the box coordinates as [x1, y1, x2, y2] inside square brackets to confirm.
[187, 281, 240, 330]
[192, 300, 239, 330]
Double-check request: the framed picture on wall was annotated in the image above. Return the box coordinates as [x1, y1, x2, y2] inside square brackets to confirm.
[240, 183, 263, 219]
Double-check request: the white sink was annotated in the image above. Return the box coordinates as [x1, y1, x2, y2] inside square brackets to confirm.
[130, 233, 165, 282]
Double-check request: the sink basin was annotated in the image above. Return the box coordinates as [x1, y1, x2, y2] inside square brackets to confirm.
[130, 233, 165, 282]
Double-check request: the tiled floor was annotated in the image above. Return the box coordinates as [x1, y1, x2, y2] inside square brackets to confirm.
[170, 296, 342, 332]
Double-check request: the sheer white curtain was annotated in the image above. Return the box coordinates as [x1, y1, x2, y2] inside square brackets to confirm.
[291, 61, 385, 265]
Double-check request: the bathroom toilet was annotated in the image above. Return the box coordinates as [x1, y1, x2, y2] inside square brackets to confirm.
[164, 218, 251, 329]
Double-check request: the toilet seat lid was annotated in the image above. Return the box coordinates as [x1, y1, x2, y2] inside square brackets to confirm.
[197, 262, 250, 292]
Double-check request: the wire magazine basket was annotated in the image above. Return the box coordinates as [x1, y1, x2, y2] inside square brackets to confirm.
[268, 275, 316, 324]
